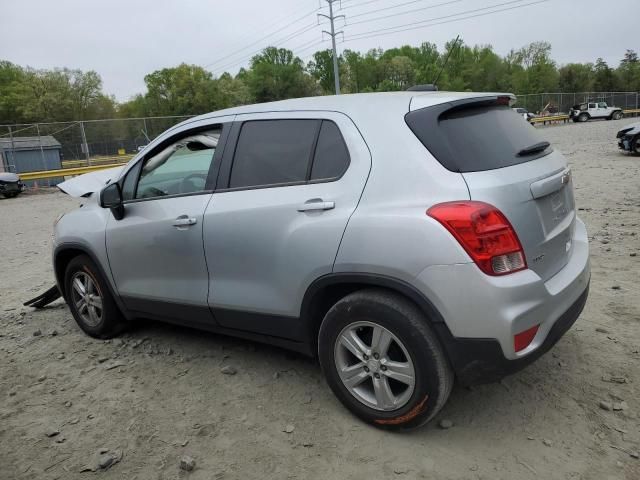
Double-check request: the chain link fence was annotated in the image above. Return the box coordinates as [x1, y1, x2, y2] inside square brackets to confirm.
[515, 92, 640, 115]
[0, 116, 194, 185]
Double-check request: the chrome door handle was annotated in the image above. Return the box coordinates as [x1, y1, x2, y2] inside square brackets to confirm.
[173, 216, 197, 227]
[297, 200, 335, 212]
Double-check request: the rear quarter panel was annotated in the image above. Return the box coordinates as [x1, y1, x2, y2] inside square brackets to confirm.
[334, 109, 472, 282]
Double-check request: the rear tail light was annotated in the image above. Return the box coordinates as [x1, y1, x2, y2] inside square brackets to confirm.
[427, 201, 527, 276]
[514, 324, 540, 352]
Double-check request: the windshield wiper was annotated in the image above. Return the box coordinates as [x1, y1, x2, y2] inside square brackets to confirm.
[517, 141, 550, 156]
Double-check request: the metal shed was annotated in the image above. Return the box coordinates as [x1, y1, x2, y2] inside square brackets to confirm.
[0, 136, 63, 186]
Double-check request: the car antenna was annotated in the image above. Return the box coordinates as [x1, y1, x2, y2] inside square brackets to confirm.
[432, 35, 461, 88]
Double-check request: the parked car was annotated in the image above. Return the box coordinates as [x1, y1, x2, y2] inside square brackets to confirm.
[52, 92, 590, 429]
[513, 107, 537, 122]
[0, 172, 25, 198]
[617, 122, 640, 155]
[570, 101, 624, 122]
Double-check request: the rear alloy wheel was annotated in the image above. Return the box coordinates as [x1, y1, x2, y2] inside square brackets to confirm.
[64, 255, 124, 338]
[319, 289, 453, 429]
[578, 113, 589, 122]
[334, 321, 416, 411]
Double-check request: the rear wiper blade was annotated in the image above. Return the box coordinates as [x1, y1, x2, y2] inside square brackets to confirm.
[517, 141, 550, 156]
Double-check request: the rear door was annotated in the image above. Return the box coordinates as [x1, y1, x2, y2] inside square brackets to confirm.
[202, 111, 371, 340]
[406, 98, 575, 281]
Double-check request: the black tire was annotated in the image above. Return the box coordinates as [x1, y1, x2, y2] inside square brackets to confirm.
[613, 111, 623, 121]
[318, 289, 453, 430]
[64, 254, 124, 339]
[578, 113, 589, 122]
[2, 192, 19, 198]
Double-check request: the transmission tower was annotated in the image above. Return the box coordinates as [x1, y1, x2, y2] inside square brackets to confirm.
[318, 0, 344, 95]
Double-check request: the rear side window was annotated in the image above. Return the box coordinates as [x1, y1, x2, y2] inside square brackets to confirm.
[310, 121, 350, 181]
[230, 120, 319, 188]
[406, 104, 552, 173]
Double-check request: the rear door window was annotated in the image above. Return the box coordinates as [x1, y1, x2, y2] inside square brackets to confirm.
[229, 120, 319, 189]
[405, 104, 553, 173]
[310, 121, 350, 181]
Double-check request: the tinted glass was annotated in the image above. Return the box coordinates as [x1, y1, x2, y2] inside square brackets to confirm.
[406, 105, 552, 173]
[136, 129, 220, 199]
[310, 121, 350, 180]
[229, 120, 319, 188]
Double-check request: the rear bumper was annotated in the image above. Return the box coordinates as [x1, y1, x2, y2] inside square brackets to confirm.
[413, 217, 590, 384]
[433, 283, 588, 385]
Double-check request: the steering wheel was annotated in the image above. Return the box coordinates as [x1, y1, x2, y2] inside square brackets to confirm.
[180, 173, 208, 193]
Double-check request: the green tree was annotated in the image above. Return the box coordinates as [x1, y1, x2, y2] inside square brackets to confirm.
[142, 63, 219, 116]
[616, 50, 640, 91]
[247, 47, 318, 102]
[308, 49, 338, 94]
[593, 58, 616, 91]
[558, 63, 594, 93]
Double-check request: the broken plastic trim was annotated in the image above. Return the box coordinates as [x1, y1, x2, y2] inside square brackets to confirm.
[23, 285, 62, 309]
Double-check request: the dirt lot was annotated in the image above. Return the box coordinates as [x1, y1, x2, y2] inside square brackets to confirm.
[1, 119, 639, 480]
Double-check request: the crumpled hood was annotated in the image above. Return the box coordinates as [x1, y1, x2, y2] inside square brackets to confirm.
[57, 166, 124, 197]
[0, 172, 21, 183]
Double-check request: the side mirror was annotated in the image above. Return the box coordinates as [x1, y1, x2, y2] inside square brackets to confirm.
[100, 183, 125, 220]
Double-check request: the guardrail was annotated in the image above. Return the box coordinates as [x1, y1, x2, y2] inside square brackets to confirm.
[19, 163, 124, 181]
[61, 155, 133, 168]
[623, 108, 640, 115]
[530, 115, 570, 125]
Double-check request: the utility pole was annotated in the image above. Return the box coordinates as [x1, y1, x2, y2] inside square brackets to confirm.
[318, 0, 344, 95]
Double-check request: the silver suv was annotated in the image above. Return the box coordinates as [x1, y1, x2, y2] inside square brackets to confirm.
[53, 92, 590, 429]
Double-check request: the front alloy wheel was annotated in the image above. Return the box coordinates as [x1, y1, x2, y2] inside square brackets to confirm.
[335, 321, 415, 411]
[64, 254, 124, 338]
[70, 271, 104, 327]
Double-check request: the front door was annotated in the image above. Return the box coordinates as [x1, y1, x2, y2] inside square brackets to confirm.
[202, 112, 371, 340]
[106, 123, 226, 323]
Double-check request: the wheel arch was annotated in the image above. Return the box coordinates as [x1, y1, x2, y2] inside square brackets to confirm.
[53, 243, 131, 319]
[301, 273, 449, 356]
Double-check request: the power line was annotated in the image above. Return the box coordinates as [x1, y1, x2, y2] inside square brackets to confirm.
[348, 0, 466, 25]
[344, 0, 548, 42]
[339, 0, 386, 11]
[210, 22, 319, 76]
[349, 0, 462, 20]
[204, 5, 320, 69]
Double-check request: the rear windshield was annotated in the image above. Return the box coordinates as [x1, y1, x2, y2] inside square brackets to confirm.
[405, 104, 552, 173]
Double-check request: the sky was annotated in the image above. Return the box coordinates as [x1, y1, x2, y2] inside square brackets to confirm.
[1, 0, 637, 101]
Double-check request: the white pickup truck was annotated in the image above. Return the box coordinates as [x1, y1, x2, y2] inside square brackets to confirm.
[570, 101, 624, 122]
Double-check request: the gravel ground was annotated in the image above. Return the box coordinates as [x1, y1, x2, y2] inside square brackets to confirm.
[1, 119, 639, 480]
